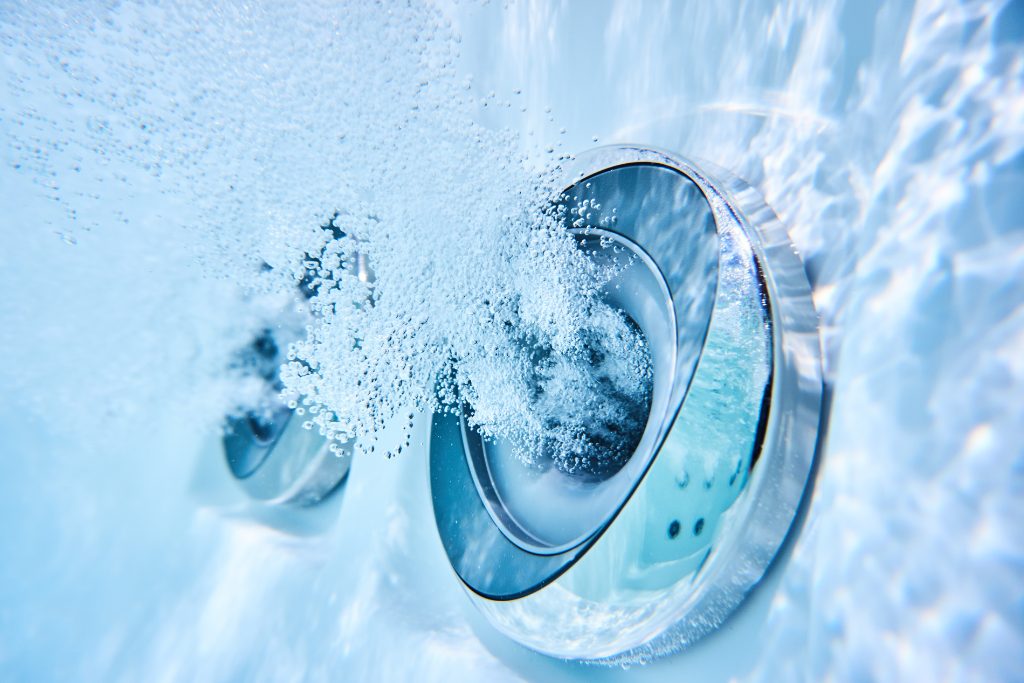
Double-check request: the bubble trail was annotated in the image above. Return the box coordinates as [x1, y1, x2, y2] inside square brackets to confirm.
[1, 0, 653, 469]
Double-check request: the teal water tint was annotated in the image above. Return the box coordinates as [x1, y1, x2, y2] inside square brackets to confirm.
[634, 229, 771, 582]
[1, 0, 1022, 681]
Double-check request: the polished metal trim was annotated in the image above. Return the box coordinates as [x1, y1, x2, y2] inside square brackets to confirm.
[429, 145, 823, 660]
[224, 408, 351, 506]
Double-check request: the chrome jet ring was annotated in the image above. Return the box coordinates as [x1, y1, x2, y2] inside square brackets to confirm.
[429, 145, 823, 661]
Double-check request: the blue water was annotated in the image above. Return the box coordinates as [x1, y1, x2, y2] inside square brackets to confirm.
[2, 1, 1023, 681]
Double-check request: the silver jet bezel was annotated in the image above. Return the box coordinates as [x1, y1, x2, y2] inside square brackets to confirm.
[429, 146, 823, 661]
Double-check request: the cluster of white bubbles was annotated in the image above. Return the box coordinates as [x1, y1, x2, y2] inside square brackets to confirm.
[1, 0, 651, 473]
[286, 199, 653, 472]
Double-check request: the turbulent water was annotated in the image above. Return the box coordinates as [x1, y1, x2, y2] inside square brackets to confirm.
[1, 0, 1022, 681]
[0, 1, 652, 471]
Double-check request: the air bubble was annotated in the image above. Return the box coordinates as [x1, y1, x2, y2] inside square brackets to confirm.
[4, 0, 653, 472]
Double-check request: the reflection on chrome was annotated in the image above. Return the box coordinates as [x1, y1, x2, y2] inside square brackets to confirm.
[223, 405, 351, 506]
[223, 287, 352, 507]
[430, 146, 823, 660]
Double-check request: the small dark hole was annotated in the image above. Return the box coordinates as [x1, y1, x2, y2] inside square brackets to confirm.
[247, 413, 277, 444]
[252, 330, 278, 360]
[668, 520, 681, 539]
[694, 518, 705, 536]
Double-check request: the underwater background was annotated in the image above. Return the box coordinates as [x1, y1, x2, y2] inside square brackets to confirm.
[1, 1, 1022, 680]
